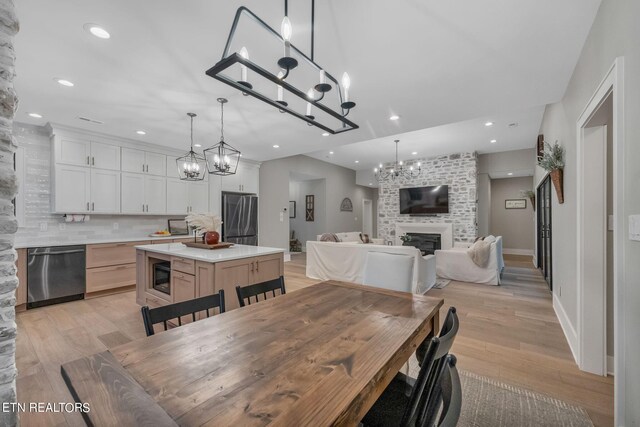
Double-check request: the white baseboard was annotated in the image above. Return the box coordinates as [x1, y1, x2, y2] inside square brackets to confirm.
[607, 355, 614, 376]
[553, 294, 579, 365]
[503, 248, 534, 256]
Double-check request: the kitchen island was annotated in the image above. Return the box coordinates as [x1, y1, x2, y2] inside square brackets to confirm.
[136, 243, 285, 311]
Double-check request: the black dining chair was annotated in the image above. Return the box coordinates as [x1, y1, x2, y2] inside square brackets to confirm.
[141, 290, 225, 336]
[236, 276, 286, 307]
[419, 354, 462, 427]
[360, 307, 459, 427]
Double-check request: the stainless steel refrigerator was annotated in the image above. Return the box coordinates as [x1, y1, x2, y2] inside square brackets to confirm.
[222, 192, 258, 245]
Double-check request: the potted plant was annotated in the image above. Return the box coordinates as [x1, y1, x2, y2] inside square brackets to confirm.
[520, 190, 536, 210]
[185, 213, 223, 244]
[539, 140, 565, 204]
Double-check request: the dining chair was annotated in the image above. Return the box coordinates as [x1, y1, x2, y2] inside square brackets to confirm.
[360, 307, 459, 427]
[363, 252, 415, 292]
[419, 354, 462, 427]
[236, 276, 286, 307]
[141, 290, 225, 336]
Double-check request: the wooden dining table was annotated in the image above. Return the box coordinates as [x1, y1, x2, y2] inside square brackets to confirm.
[61, 280, 443, 426]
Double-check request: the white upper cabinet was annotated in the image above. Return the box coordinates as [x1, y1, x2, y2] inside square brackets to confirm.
[188, 181, 209, 213]
[121, 172, 146, 214]
[208, 175, 222, 215]
[54, 164, 91, 213]
[121, 148, 146, 173]
[91, 169, 120, 213]
[166, 178, 189, 214]
[90, 142, 120, 170]
[56, 138, 91, 167]
[122, 148, 166, 176]
[146, 152, 166, 176]
[145, 176, 167, 214]
[219, 161, 260, 194]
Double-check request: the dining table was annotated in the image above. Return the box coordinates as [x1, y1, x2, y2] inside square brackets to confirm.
[61, 280, 444, 426]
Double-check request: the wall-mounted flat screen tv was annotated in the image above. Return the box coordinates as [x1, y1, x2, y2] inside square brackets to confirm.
[399, 185, 449, 214]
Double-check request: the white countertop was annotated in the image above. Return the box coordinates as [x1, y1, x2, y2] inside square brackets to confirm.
[136, 243, 285, 263]
[14, 234, 195, 249]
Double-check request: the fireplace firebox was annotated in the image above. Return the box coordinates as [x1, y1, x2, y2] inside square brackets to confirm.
[401, 233, 442, 256]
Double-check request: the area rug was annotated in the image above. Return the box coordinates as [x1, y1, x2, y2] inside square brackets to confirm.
[433, 278, 451, 289]
[407, 366, 593, 427]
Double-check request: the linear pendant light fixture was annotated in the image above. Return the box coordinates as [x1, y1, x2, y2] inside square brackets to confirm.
[374, 140, 422, 182]
[204, 98, 241, 176]
[176, 113, 206, 181]
[205, 1, 358, 135]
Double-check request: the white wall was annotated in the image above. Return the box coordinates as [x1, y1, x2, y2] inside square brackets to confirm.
[289, 179, 326, 249]
[490, 177, 535, 253]
[535, 0, 640, 423]
[259, 155, 375, 250]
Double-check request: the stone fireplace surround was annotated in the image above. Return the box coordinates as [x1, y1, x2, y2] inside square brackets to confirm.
[395, 223, 454, 250]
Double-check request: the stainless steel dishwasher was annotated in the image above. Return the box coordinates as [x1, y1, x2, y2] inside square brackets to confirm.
[27, 245, 86, 308]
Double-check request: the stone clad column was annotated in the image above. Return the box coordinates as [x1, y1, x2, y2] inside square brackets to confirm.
[0, 1, 19, 425]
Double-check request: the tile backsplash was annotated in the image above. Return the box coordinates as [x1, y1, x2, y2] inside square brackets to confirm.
[13, 123, 182, 247]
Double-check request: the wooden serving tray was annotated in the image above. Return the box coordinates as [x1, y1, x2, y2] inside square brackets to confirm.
[183, 242, 234, 250]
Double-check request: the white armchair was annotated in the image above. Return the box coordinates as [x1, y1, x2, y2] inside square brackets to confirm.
[435, 236, 503, 286]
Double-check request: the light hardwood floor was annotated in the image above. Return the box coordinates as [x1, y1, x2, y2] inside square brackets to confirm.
[15, 253, 613, 426]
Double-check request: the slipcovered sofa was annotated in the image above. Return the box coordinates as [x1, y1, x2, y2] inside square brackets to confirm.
[435, 236, 504, 285]
[306, 240, 436, 293]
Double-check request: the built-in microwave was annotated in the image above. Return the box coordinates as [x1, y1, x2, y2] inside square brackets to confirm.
[153, 262, 171, 295]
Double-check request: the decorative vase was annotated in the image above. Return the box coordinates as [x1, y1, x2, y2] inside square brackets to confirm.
[204, 231, 220, 245]
[550, 168, 564, 204]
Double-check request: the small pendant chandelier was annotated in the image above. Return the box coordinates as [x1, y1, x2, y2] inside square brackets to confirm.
[374, 140, 422, 182]
[204, 98, 241, 176]
[176, 113, 206, 181]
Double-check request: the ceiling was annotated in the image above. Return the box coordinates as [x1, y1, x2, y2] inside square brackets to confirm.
[14, 0, 600, 166]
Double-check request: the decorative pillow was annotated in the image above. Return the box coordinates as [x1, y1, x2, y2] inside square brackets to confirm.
[484, 235, 497, 243]
[320, 233, 339, 242]
[360, 233, 371, 244]
[475, 236, 486, 242]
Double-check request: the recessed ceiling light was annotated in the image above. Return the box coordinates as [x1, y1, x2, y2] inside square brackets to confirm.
[136, 130, 146, 135]
[507, 172, 513, 176]
[55, 78, 74, 87]
[389, 115, 400, 121]
[485, 121, 493, 127]
[490, 139, 497, 143]
[411, 151, 418, 155]
[322, 132, 330, 136]
[27, 112, 43, 118]
[194, 144, 202, 148]
[84, 23, 110, 39]
[354, 160, 359, 163]
[329, 151, 334, 155]
[369, 183, 373, 185]
[273, 145, 280, 148]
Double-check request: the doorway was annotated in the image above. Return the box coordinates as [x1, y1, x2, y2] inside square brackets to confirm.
[575, 58, 623, 426]
[362, 199, 373, 236]
[536, 175, 552, 290]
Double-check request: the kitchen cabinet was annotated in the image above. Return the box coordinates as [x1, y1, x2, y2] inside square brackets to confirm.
[172, 272, 196, 303]
[86, 240, 150, 297]
[219, 161, 259, 194]
[86, 264, 136, 294]
[122, 148, 166, 176]
[209, 175, 222, 215]
[121, 173, 166, 214]
[166, 178, 209, 214]
[54, 164, 91, 213]
[54, 138, 120, 170]
[87, 241, 148, 268]
[90, 169, 120, 213]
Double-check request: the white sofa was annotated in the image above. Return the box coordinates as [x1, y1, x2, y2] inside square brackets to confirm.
[306, 240, 436, 293]
[315, 231, 384, 245]
[435, 236, 504, 286]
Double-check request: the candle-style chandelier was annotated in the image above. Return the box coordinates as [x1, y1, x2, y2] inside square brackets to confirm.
[374, 140, 422, 182]
[204, 98, 241, 176]
[176, 113, 206, 181]
[205, 1, 358, 134]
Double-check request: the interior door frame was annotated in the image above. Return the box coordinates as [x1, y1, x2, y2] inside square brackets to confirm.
[575, 57, 624, 422]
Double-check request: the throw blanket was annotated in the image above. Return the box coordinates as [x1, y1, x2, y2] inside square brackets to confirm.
[467, 239, 491, 267]
[319, 233, 339, 242]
